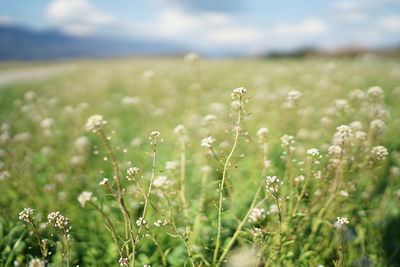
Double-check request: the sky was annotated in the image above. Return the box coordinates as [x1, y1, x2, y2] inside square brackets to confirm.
[1, 0, 400, 55]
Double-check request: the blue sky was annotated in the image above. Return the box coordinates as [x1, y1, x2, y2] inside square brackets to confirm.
[1, 0, 400, 55]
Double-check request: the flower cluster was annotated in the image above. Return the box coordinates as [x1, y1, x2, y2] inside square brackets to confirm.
[78, 191, 93, 207]
[136, 217, 147, 226]
[126, 166, 140, 180]
[118, 257, 129, 267]
[265, 176, 283, 193]
[19, 208, 35, 222]
[371, 146, 389, 161]
[281, 135, 295, 147]
[334, 217, 349, 229]
[85, 115, 107, 133]
[248, 208, 266, 223]
[201, 136, 215, 148]
[231, 87, 247, 99]
[47, 211, 70, 230]
[152, 175, 173, 188]
[99, 178, 109, 186]
[154, 219, 168, 227]
[256, 127, 269, 141]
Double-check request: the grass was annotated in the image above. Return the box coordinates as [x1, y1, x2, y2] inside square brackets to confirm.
[0, 56, 400, 266]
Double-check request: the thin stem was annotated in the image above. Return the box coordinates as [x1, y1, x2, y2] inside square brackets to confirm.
[213, 103, 242, 264]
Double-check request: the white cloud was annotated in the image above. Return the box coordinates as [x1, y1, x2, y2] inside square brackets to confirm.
[0, 16, 12, 25]
[378, 15, 400, 32]
[272, 17, 328, 36]
[46, 0, 115, 35]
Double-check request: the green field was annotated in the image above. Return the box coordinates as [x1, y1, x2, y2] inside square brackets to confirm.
[1, 57, 400, 267]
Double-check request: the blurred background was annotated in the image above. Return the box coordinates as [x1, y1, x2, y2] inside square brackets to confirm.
[0, 0, 400, 60]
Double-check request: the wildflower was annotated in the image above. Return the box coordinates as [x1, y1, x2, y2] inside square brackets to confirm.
[40, 118, 54, 128]
[204, 114, 217, 122]
[370, 119, 386, 132]
[281, 135, 295, 147]
[336, 125, 353, 140]
[150, 131, 160, 138]
[173, 124, 186, 136]
[19, 208, 35, 222]
[231, 87, 247, 99]
[287, 90, 302, 101]
[74, 136, 90, 152]
[78, 191, 93, 207]
[121, 96, 140, 106]
[371, 146, 388, 160]
[266, 176, 283, 192]
[136, 217, 147, 226]
[152, 175, 173, 187]
[250, 227, 262, 236]
[99, 178, 109, 186]
[248, 208, 266, 222]
[334, 217, 349, 229]
[85, 115, 107, 133]
[126, 167, 140, 180]
[335, 99, 349, 112]
[154, 219, 167, 227]
[307, 148, 320, 158]
[350, 121, 363, 131]
[367, 86, 384, 101]
[119, 257, 129, 267]
[142, 70, 154, 80]
[47, 211, 70, 230]
[328, 145, 342, 157]
[184, 52, 199, 62]
[256, 127, 269, 141]
[294, 175, 305, 183]
[0, 170, 11, 181]
[349, 89, 365, 100]
[165, 161, 179, 170]
[28, 258, 45, 267]
[201, 136, 215, 148]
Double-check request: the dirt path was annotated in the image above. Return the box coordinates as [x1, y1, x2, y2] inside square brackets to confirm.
[0, 64, 76, 86]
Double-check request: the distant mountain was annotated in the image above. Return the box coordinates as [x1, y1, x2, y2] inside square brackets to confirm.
[0, 25, 188, 60]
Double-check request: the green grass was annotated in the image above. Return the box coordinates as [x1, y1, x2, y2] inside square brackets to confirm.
[0, 57, 400, 267]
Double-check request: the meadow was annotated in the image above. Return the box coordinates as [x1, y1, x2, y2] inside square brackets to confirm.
[0, 56, 400, 267]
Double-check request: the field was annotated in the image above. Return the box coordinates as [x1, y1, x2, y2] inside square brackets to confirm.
[0, 57, 400, 267]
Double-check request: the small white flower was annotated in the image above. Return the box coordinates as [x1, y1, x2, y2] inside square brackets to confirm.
[78, 191, 93, 207]
[28, 258, 45, 267]
[150, 131, 160, 138]
[99, 178, 109, 186]
[152, 175, 173, 187]
[294, 175, 305, 183]
[334, 217, 349, 229]
[126, 167, 140, 179]
[307, 148, 320, 158]
[136, 217, 147, 226]
[201, 136, 215, 148]
[231, 87, 247, 99]
[85, 115, 107, 133]
[257, 127, 269, 140]
[371, 146, 388, 160]
[19, 208, 35, 222]
[165, 161, 179, 170]
[248, 208, 266, 222]
[119, 257, 129, 267]
[281, 135, 295, 147]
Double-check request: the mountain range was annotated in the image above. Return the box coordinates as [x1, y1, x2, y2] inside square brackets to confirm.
[0, 25, 188, 61]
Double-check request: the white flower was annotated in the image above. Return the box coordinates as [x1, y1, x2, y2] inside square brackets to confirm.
[281, 135, 295, 147]
[371, 146, 388, 160]
[47, 211, 70, 230]
[85, 115, 107, 133]
[335, 125, 353, 140]
[78, 191, 93, 207]
[184, 52, 199, 62]
[204, 114, 217, 122]
[287, 90, 302, 101]
[334, 217, 349, 229]
[173, 124, 186, 136]
[251, 227, 262, 236]
[28, 258, 45, 267]
[99, 178, 109, 186]
[19, 208, 35, 222]
[340, 190, 349, 197]
[367, 86, 384, 101]
[231, 87, 247, 99]
[126, 167, 140, 179]
[122, 96, 140, 106]
[150, 131, 160, 138]
[307, 148, 320, 158]
[201, 136, 215, 148]
[152, 176, 173, 187]
[40, 118, 54, 128]
[294, 175, 305, 183]
[248, 208, 266, 222]
[257, 127, 269, 140]
[266, 176, 283, 192]
[119, 257, 129, 267]
[165, 161, 179, 170]
[154, 219, 167, 227]
[136, 217, 147, 226]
